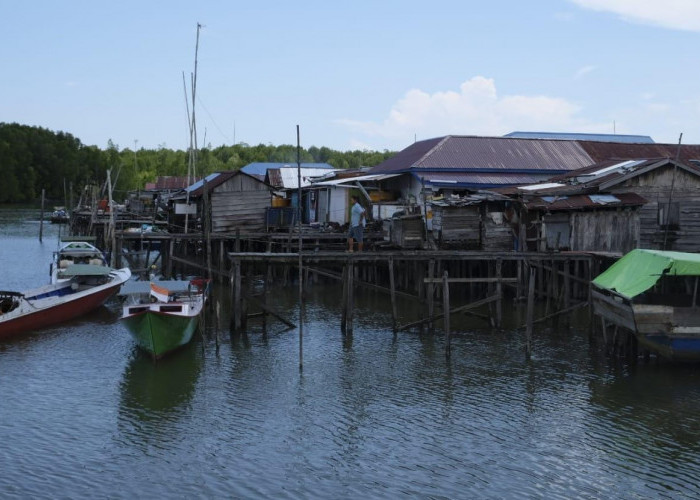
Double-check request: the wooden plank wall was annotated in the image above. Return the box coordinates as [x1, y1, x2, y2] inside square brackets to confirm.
[432, 206, 480, 249]
[613, 166, 700, 250]
[210, 174, 271, 233]
[570, 209, 639, 253]
[482, 211, 513, 251]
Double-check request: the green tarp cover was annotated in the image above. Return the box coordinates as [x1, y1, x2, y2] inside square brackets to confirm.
[592, 249, 700, 298]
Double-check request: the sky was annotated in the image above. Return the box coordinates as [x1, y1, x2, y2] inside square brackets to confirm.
[3, 0, 700, 152]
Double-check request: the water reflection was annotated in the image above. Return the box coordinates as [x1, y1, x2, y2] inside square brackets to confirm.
[117, 343, 202, 447]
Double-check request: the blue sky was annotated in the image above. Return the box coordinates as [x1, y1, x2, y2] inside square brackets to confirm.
[3, 0, 700, 152]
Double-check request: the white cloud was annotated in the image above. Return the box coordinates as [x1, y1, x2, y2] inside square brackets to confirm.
[338, 76, 604, 149]
[570, 0, 700, 32]
[574, 65, 595, 79]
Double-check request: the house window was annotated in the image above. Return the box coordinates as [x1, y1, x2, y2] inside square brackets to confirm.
[658, 202, 680, 228]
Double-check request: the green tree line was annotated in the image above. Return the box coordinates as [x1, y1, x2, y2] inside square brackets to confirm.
[0, 122, 395, 204]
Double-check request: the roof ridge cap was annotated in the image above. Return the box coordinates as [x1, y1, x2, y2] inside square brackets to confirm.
[412, 136, 451, 168]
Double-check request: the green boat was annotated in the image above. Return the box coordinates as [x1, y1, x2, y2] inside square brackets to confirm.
[592, 249, 700, 361]
[120, 279, 211, 359]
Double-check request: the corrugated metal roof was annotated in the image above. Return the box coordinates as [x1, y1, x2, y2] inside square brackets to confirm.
[242, 162, 334, 176]
[578, 141, 700, 163]
[186, 172, 226, 193]
[414, 171, 554, 188]
[526, 192, 647, 211]
[544, 158, 700, 193]
[505, 131, 655, 143]
[313, 173, 400, 186]
[368, 137, 445, 173]
[266, 167, 336, 189]
[183, 170, 267, 197]
[370, 136, 594, 175]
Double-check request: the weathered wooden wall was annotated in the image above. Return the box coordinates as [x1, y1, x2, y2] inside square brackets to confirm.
[570, 209, 639, 252]
[210, 174, 271, 233]
[611, 165, 700, 250]
[481, 210, 513, 251]
[391, 215, 424, 249]
[432, 205, 480, 249]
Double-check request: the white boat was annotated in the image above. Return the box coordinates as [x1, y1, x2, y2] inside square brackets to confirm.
[0, 266, 131, 340]
[51, 240, 109, 284]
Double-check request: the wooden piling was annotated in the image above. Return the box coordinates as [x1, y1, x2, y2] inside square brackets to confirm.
[346, 260, 355, 335]
[166, 239, 174, 279]
[231, 258, 242, 332]
[427, 259, 435, 333]
[496, 258, 503, 328]
[443, 270, 451, 359]
[525, 266, 535, 359]
[39, 189, 45, 243]
[340, 264, 348, 334]
[389, 257, 398, 333]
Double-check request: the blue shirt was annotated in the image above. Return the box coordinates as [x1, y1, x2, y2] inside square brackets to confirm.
[351, 202, 365, 227]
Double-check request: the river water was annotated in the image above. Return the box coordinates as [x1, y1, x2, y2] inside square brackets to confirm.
[2, 208, 700, 498]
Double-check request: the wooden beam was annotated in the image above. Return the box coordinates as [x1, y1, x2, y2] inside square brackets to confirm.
[397, 294, 499, 331]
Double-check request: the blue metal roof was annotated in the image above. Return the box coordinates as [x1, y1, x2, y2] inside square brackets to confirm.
[505, 131, 655, 144]
[241, 162, 334, 176]
[185, 172, 220, 193]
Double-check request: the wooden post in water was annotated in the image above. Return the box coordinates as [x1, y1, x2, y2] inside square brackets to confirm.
[340, 263, 348, 334]
[115, 237, 123, 269]
[231, 258, 242, 332]
[388, 257, 398, 333]
[203, 179, 212, 280]
[525, 267, 536, 359]
[166, 239, 174, 279]
[346, 260, 355, 336]
[218, 240, 225, 283]
[496, 258, 503, 328]
[427, 259, 435, 333]
[39, 189, 45, 243]
[443, 270, 451, 359]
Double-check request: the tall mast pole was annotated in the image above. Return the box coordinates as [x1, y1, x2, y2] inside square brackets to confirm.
[184, 23, 202, 234]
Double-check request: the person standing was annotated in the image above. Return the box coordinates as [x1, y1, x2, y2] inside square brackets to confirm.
[347, 195, 366, 252]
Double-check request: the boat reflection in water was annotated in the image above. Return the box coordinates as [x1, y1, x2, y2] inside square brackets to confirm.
[117, 342, 202, 447]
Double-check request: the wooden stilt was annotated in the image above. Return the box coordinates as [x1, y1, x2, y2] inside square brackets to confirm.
[166, 239, 174, 279]
[340, 264, 348, 334]
[219, 240, 225, 283]
[525, 267, 535, 359]
[443, 270, 451, 359]
[496, 258, 502, 328]
[427, 259, 435, 333]
[347, 260, 355, 335]
[389, 257, 398, 333]
[231, 259, 242, 332]
[39, 189, 45, 243]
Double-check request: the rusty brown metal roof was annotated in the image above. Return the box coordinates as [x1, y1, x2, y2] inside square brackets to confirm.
[526, 192, 647, 211]
[370, 136, 594, 174]
[578, 141, 700, 163]
[414, 171, 553, 188]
